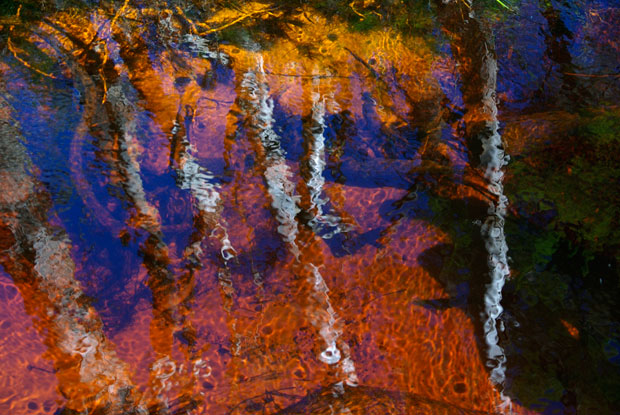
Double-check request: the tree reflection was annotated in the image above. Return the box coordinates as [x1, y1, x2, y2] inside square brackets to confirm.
[1, 1, 617, 414]
[0, 87, 146, 414]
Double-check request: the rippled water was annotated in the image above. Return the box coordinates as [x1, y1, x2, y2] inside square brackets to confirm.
[0, 1, 618, 414]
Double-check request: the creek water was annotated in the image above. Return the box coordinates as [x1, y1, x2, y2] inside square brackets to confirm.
[0, 0, 618, 414]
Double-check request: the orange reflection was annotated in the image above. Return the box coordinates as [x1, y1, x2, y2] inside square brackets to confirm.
[0, 2, 543, 414]
[561, 320, 580, 339]
[0, 90, 143, 414]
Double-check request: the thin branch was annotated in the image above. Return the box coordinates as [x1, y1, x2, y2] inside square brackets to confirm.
[196, 6, 279, 35]
[564, 71, 620, 78]
[7, 38, 57, 79]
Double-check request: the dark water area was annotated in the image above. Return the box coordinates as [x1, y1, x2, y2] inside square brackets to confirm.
[0, 0, 618, 414]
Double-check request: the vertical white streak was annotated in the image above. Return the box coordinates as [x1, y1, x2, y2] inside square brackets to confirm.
[241, 56, 301, 253]
[172, 104, 238, 361]
[477, 47, 512, 413]
[176, 139, 221, 214]
[175, 34, 237, 264]
[107, 83, 161, 235]
[241, 56, 357, 386]
[306, 76, 352, 239]
[174, 121, 237, 265]
[307, 77, 328, 217]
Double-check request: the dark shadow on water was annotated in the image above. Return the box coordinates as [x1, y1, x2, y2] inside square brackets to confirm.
[273, 384, 501, 415]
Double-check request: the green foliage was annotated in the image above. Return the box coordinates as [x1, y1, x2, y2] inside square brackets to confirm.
[350, 12, 381, 32]
[0, 0, 20, 16]
[512, 371, 564, 406]
[476, 0, 522, 20]
[494, 0, 511, 9]
[502, 109, 620, 412]
[311, 0, 352, 16]
[308, 0, 435, 36]
[218, 25, 251, 46]
[507, 109, 620, 255]
[582, 110, 620, 146]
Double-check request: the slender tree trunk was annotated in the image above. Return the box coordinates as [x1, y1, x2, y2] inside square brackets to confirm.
[434, 0, 511, 411]
[0, 83, 146, 415]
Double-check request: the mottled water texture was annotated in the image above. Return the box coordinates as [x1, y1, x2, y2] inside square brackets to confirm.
[0, 0, 619, 414]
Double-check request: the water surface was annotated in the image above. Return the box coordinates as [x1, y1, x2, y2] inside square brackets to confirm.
[0, 0, 618, 414]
